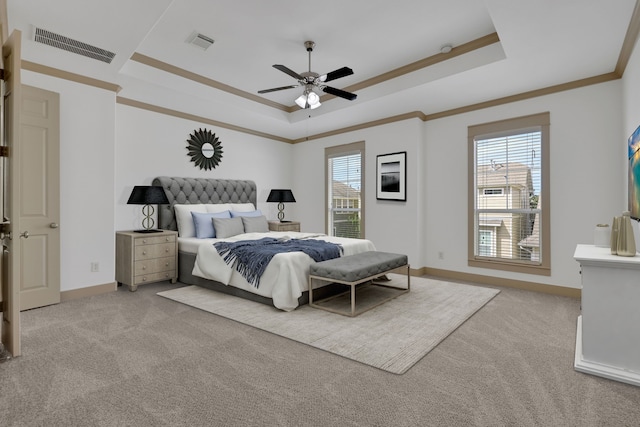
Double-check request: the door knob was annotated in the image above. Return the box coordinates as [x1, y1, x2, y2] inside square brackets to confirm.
[20, 231, 29, 239]
[50, 223, 59, 228]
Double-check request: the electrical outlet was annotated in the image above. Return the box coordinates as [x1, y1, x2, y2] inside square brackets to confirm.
[438, 251, 444, 260]
[91, 262, 99, 272]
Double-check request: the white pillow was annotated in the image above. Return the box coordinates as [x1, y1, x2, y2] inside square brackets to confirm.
[205, 203, 232, 214]
[229, 203, 256, 212]
[174, 204, 207, 237]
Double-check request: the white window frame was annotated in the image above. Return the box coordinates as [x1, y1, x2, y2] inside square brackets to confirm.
[468, 112, 550, 276]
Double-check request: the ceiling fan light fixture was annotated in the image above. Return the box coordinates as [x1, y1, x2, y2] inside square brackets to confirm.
[307, 91, 320, 105]
[294, 94, 307, 109]
[258, 41, 356, 106]
[295, 89, 321, 109]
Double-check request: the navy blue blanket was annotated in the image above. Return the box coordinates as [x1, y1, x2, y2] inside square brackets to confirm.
[214, 237, 343, 288]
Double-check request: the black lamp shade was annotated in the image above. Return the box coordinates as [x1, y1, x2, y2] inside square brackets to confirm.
[127, 186, 170, 205]
[267, 189, 296, 203]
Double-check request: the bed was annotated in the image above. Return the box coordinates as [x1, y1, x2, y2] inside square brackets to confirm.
[152, 176, 376, 311]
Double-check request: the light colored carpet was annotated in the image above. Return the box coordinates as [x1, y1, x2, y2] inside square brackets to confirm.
[158, 274, 500, 374]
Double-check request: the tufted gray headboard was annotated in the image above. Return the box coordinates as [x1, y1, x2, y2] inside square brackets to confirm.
[152, 177, 257, 231]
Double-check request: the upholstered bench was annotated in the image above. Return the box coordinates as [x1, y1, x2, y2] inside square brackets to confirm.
[308, 251, 410, 317]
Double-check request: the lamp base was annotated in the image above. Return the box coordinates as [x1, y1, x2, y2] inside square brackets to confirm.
[133, 229, 163, 233]
[279, 220, 292, 223]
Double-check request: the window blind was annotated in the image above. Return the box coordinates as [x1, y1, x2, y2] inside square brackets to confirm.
[327, 151, 362, 238]
[474, 129, 542, 262]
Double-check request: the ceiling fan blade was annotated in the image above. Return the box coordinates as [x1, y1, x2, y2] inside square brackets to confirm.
[319, 66, 354, 83]
[322, 86, 357, 101]
[257, 85, 298, 94]
[273, 64, 305, 81]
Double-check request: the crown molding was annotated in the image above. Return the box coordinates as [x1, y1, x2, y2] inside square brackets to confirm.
[21, 60, 122, 92]
[116, 96, 293, 144]
[130, 52, 290, 112]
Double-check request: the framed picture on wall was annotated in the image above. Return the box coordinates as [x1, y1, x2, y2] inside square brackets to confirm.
[376, 151, 406, 201]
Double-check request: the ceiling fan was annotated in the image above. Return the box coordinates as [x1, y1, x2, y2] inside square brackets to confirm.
[257, 41, 357, 109]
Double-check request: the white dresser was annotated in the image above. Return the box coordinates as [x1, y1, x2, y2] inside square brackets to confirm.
[573, 244, 640, 387]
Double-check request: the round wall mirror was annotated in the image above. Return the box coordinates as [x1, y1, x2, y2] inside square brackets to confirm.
[186, 128, 223, 170]
[201, 142, 215, 158]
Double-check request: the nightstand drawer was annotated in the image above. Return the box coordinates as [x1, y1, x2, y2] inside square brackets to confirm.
[135, 234, 176, 246]
[134, 257, 176, 275]
[134, 243, 176, 260]
[134, 270, 176, 285]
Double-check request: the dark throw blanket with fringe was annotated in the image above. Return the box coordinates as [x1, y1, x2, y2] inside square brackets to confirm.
[214, 237, 343, 288]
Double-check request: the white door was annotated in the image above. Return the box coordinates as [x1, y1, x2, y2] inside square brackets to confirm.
[1, 30, 22, 357]
[18, 85, 60, 311]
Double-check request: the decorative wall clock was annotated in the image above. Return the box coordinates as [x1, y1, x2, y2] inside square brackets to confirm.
[186, 128, 223, 170]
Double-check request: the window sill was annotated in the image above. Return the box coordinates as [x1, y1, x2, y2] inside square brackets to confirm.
[468, 258, 551, 276]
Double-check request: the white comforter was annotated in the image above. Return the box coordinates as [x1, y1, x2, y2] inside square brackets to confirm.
[188, 231, 376, 311]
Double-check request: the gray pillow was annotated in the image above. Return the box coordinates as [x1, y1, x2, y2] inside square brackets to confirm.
[212, 217, 244, 238]
[241, 215, 269, 233]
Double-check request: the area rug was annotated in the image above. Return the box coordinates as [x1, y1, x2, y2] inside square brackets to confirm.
[157, 274, 500, 374]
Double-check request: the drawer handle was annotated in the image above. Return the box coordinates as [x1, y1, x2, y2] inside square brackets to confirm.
[165, 237, 169, 242]
[142, 266, 146, 270]
[165, 248, 169, 253]
[165, 262, 169, 266]
[142, 251, 147, 255]
[143, 277, 147, 282]
[142, 239, 147, 244]
[165, 273, 169, 278]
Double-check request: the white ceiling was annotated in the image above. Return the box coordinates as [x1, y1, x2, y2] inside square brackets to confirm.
[6, 0, 638, 140]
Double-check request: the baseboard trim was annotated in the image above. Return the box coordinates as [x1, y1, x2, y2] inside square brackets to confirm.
[60, 281, 117, 302]
[417, 267, 581, 298]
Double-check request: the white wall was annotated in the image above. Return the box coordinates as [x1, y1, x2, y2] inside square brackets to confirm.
[292, 119, 425, 264]
[22, 71, 116, 292]
[114, 105, 294, 231]
[293, 81, 624, 289]
[425, 81, 623, 289]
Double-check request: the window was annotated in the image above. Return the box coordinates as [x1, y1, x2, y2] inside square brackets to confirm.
[325, 141, 365, 238]
[483, 188, 503, 195]
[468, 112, 550, 275]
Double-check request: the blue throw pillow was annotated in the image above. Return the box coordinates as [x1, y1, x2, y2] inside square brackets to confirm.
[230, 209, 263, 218]
[191, 210, 231, 238]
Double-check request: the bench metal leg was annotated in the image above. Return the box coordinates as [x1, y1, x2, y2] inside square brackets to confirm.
[309, 264, 410, 317]
[351, 284, 356, 316]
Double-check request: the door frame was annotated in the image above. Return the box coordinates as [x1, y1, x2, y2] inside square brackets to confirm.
[1, 29, 22, 357]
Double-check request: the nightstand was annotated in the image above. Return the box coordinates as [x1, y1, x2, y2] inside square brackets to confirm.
[116, 230, 178, 291]
[268, 220, 301, 232]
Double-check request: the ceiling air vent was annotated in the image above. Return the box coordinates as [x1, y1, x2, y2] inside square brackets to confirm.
[34, 28, 116, 64]
[187, 32, 215, 50]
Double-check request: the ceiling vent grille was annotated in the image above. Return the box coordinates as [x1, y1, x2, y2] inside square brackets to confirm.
[187, 32, 215, 50]
[34, 28, 116, 64]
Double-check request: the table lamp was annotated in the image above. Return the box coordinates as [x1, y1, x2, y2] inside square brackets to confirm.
[127, 185, 170, 233]
[267, 189, 296, 222]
